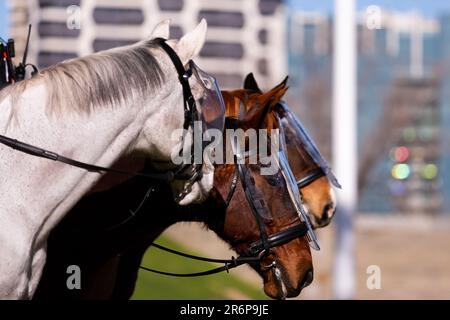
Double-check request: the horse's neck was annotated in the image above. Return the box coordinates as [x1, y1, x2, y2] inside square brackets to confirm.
[0, 82, 159, 246]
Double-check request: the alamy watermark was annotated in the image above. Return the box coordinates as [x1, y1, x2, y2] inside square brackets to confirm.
[66, 5, 81, 30]
[66, 265, 81, 290]
[366, 265, 382, 290]
[170, 121, 281, 175]
[365, 5, 382, 30]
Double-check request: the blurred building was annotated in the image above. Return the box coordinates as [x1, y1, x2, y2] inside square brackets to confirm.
[387, 78, 441, 214]
[6, 0, 287, 90]
[287, 8, 450, 215]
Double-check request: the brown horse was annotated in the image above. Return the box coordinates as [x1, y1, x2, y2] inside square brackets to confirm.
[34, 80, 335, 300]
[225, 73, 336, 228]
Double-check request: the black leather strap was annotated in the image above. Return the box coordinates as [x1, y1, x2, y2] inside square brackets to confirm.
[297, 168, 325, 189]
[155, 38, 198, 131]
[224, 172, 238, 207]
[235, 159, 272, 255]
[139, 261, 245, 277]
[0, 134, 174, 181]
[154, 38, 203, 186]
[139, 243, 260, 277]
[150, 243, 254, 264]
[248, 223, 308, 256]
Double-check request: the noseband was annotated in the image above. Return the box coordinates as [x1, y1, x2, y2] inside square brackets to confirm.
[297, 168, 325, 189]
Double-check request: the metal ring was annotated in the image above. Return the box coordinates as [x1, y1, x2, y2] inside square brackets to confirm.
[260, 260, 277, 270]
[259, 251, 278, 270]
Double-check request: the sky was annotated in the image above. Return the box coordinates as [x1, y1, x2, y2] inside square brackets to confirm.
[288, 0, 450, 17]
[0, 0, 7, 39]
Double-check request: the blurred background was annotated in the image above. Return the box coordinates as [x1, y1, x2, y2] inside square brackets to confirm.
[1, 0, 449, 299]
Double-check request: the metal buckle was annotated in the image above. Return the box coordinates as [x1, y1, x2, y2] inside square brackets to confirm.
[180, 67, 193, 83]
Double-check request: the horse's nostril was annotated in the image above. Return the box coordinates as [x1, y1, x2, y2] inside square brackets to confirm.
[323, 202, 335, 220]
[301, 270, 314, 289]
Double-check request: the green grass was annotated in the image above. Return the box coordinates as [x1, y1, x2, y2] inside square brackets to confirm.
[131, 236, 268, 300]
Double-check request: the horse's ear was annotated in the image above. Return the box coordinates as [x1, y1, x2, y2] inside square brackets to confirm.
[270, 76, 289, 93]
[175, 19, 207, 64]
[151, 20, 170, 39]
[255, 76, 288, 110]
[264, 76, 289, 104]
[243, 73, 262, 93]
[242, 77, 289, 128]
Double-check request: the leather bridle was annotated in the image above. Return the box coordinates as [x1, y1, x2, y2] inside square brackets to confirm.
[139, 119, 325, 299]
[0, 39, 206, 188]
[297, 168, 325, 189]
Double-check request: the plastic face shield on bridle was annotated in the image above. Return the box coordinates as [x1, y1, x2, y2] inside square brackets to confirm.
[188, 60, 225, 134]
[231, 129, 321, 251]
[277, 102, 341, 189]
[275, 141, 321, 251]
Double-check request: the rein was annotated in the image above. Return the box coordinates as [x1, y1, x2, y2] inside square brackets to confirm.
[139, 223, 307, 277]
[140, 243, 260, 277]
[0, 135, 174, 181]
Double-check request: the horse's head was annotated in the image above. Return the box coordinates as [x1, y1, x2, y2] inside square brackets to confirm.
[207, 100, 313, 299]
[213, 168, 314, 299]
[222, 74, 337, 228]
[139, 20, 223, 206]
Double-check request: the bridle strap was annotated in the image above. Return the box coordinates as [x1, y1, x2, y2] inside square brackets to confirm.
[150, 243, 257, 264]
[139, 243, 260, 277]
[0, 134, 174, 181]
[155, 38, 197, 131]
[235, 161, 271, 254]
[297, 168, 325, 189]
[140, 264, 237, 277]
[224, 171, 238, 207]
[225, 117, 271, 254]
[248, 223, 308, 256]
